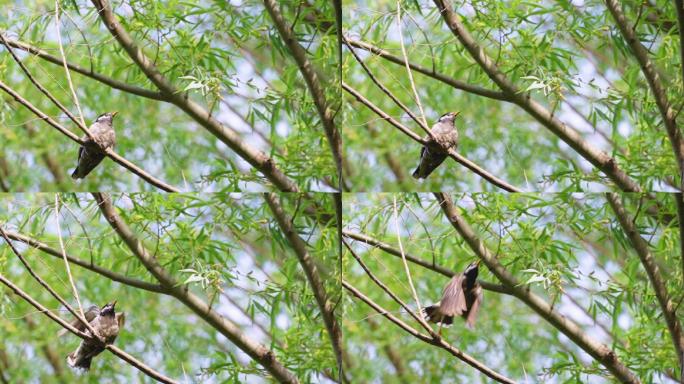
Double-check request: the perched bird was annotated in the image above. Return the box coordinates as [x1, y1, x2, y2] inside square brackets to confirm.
[71, 112, 118, 179]
[421, 260, 483, 335]
[57, 305, 100, 338]
[66, 301, 125, 370]
[412, 111, 460, 179]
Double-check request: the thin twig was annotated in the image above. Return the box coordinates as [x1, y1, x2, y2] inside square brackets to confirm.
[433, 192, 640, 384]
[392, 196, 425, 322]
[54, 1, 87, 129]
[343, 82, 522, 192]
[0, 272, 177, 383]
[342, 280, 515, 384]
[53, 195, 88, 330]
[396, 1, 433, 139]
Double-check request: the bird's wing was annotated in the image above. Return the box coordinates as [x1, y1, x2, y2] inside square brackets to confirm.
[439, 274, 467, 316]
[464, 285, 483, 328]
[116, 312, 126, 330]
[57, 305, 100, 337]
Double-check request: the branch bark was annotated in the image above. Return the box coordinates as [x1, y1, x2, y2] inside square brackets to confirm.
[431, 0, 642, 194]
[343, 82, 522, 192]
[0, 80, 179, 192]
[342, 230, 509, 294]
[342, 280, 515, 384]
[433, 192, 640, 384]
[264, 193, 346, 382]
[0, 273, 177, 383]
[3, 230, 167, 294]
[605, 0, 684, 189]
[262, 0, 343, 190]
[93, 192, 299, 383]
[606, 193, 684, 380]
[90, 0, 299, 192]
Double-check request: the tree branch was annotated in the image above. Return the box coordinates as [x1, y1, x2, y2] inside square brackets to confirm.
[262, 0, 343, 191]
[343, 82, 522, 192]
[264, 193, 346, 382]
[606, 193, 684, 380]
[0, 35, 167, 101]
[3, 230, 167, 294]
[0, 272, 176, 383]
[605, 0, 684, 189]
[342, 280, 515, 384]
[431, 0, 643, 194]
[433, 192, 640, 383]
[0, 80, 180, 192]
[342, 230, 509, 294]
[93, 192, 299, 383]
[345, 39, 511, 101]
[90, 0, 299, 192]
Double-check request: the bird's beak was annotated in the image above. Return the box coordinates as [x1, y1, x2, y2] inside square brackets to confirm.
[474, 259, 481, 266]
[111, 300, 117, 307]
[453, 111, 461, 117]
[111, 111, 119, 118]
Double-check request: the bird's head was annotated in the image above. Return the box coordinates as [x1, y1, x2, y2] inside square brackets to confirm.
[463, 260, 480, 279]
[94, 111, 118, 124]
[100, 300, 117, 316]
[438, 111, 460, 124]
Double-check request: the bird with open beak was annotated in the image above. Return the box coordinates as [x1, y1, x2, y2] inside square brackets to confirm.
[412, 111, 460, 179]
[71, 111, 118, 179]
[65, 301, 124, 370]
[421, 260, 483, 336]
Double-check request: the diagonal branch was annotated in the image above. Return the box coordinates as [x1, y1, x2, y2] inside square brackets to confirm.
[264, 193, 346, 382]
[0, 36, 166, 101]
[90, 0, 299, 192]
[343, 82, 522, 192]
[605, 0, 684, 189]
[0, 80, 179, 192]
[606, 193, 684, 379]
[262, 0, 343, 190]
[431, 0, 643, 194]
[0, 272, 176, 383]
[345, 39, 510, 101]
[3, 230, 167, 294]
[433, 192, 640, 384]
[342, 230, 509, 294]
[342, 280, 515, 384]
[93, 193, 299, 384]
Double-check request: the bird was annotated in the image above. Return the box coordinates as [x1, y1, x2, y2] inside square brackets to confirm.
[71, 112, 118, 179]
[412, 111, 460, 179]
[57, 304, 100, 338]
[65, 301, 125, 370]
[421, 260, 483, 336]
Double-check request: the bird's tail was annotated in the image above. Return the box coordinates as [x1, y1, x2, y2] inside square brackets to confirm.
[66, 352, 92, 371]
[421, 304, 454, 327]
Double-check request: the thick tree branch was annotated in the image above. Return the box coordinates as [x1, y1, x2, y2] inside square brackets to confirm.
[433, 192, 640, 384]
[262, 0, 343, 191]
[264, 193, 346, 382]
[606, 193, 684, 380]
[0, 36, 166, 101]
[93, 193, 299, 384]
[342, 280, 515, 384]
[0, 80, 179, 192]
[342, 230, 509, 294]
[0, 273, 176, 383]
[90, 0, 299, 192]
[605, 0, 684, 189]
[431, 0, 642, 194]
[3, 230, 167, 294]
[345, 39, 511, 101]
[343, 82, 522, 192]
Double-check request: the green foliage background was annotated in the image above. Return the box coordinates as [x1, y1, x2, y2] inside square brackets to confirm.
[0, 193, 340, 383]
[343, 0, 682, 192]
[0, 0, 338, 192]
[342, 193, 682, 382]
